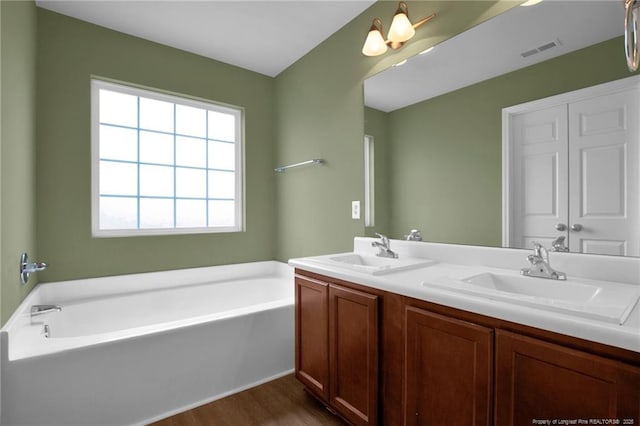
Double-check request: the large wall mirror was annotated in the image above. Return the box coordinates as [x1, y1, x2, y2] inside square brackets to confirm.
[363, 0, 640, 258]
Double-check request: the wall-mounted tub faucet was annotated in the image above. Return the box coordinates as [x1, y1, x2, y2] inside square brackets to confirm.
[31, 305, 62, 317]
[20, 252, 48, 285]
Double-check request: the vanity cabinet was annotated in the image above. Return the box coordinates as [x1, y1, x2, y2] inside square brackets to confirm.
[295, 275, 329, 400]
[495, 330, 640, 425]
[329, 284, 378, 425]
[404, 306, 493, 426]
[404, 298, 640, 426]
[295, 273, 379, 425]
[295, 269, 640, 426]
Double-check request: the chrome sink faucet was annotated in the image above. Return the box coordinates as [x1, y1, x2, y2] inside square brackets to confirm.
[404, 229, 423, 241]
[551, 235, 569, 252]
[521, 242, 567, 280]
[372, 233, 398, 259]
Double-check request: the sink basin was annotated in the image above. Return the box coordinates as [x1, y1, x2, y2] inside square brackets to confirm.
[423, 271, 640, 324]
[463, 272, 600, 303]
[322, 253, 435, 275]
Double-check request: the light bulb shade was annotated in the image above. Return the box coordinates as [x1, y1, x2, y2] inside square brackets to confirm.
[362, 19, 388, 56]
[387, 2, 415, 43]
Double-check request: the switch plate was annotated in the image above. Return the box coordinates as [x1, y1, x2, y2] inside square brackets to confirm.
[352, 201, 361, 219]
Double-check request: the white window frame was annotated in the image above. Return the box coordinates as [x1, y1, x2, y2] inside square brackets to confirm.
[91, 78, 244, 237]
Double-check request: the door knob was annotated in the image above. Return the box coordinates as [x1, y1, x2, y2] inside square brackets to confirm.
[571, 224, 583, 232]
[555, 223, 567, 231]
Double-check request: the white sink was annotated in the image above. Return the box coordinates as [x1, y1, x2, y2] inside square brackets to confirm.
[463, 272, 600, 303]
[320, 253, 435, 275]
[424, 271, 640, 324]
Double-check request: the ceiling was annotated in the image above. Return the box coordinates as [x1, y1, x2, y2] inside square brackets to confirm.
[35, 0, 377, 77]
[35, 0, 625, 105]
[364, 0, 624, 112]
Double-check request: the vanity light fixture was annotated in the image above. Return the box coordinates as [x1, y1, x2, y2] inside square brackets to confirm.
[362, 1, 436, 57]
[362, 18, 388, 56]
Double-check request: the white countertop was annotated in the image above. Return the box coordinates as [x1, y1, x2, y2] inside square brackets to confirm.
[289, 238, 640, 353]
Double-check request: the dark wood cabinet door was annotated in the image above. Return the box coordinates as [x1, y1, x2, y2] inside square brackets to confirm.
[495, 330, 640, 425]
[295, 275, 329, 401]
[404, 306, 493, 426]
[329, 284, 379, 426]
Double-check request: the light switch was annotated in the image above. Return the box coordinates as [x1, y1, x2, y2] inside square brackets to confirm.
[352, 201, 361, 219]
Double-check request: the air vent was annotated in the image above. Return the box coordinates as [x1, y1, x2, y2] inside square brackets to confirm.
[520, 39, 562, 58]
[521, 48, 539, 58]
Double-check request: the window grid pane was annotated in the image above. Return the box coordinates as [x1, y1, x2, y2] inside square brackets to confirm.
[94, 80, 241, 234]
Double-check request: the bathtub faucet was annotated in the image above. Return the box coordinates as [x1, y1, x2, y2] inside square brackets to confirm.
[31, 305, 62, 317]
[20, 252, 48, 285]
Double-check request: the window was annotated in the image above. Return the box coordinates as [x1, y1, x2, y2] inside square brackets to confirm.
[91, 79, 243, 237]
[364, 134, 375, 227]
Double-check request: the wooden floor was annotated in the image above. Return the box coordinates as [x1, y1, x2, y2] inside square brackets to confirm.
[149, 374, 346, 426]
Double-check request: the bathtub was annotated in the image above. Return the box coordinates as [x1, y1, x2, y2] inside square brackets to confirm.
[0, 261, 294, 426]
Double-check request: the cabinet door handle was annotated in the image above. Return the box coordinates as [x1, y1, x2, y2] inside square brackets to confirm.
[571, 224, 583, 232]
[555, 223, 567, 231]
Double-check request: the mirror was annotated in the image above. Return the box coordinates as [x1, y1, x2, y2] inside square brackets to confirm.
[363, 1, 640, 257]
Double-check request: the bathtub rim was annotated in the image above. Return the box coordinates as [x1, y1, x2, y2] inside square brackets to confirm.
[1, 260, 293, 361]
[28, 260, 291, 305]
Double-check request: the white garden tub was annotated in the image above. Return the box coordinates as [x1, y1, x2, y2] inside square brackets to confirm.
[0, 261, 294, 426]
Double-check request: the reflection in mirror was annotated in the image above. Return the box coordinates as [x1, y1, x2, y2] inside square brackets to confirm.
[363, 1, 640, 257]
[503, 77, 639, 257]
[364, 135, 375, 227]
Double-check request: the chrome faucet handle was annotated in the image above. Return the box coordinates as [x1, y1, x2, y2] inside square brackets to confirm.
[374, 233, 389, 247]
[20, 252, 48, 285]
[531, 242, 548, 261]
[372, 233, 398, 258]
[531, 242, 542, 256]
[404, 229, 423, 241]
[551, 235, 569, 252]
[522, 242, 566, 280]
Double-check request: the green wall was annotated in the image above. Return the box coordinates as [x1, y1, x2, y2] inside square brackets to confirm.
[380, 36, 637, 246]
[1, 1, 38, 324]
[0, 0, 516, 324]
[364, 107, 390, 237]
[36, 9, 277, 283]
[274, 0, 517, 261]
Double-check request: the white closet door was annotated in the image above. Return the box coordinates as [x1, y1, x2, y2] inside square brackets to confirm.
[568, 90, 640, 256]
[511, 105, 569, 250]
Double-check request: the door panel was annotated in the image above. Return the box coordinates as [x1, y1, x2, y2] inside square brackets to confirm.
[507, 81, 640, 255]
[495, 330, 640, 425]
[581, 239, 626, 256]
[511, 105, 569, 249]
[580, 145, 626, 216]
[329, 284, 378, 426]
[295, 276, 329, 401]
[404, 307, 493, 426]
[569, 90, 639, 256]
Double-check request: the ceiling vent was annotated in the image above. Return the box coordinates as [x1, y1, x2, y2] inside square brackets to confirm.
[521, 39, 562, 58]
